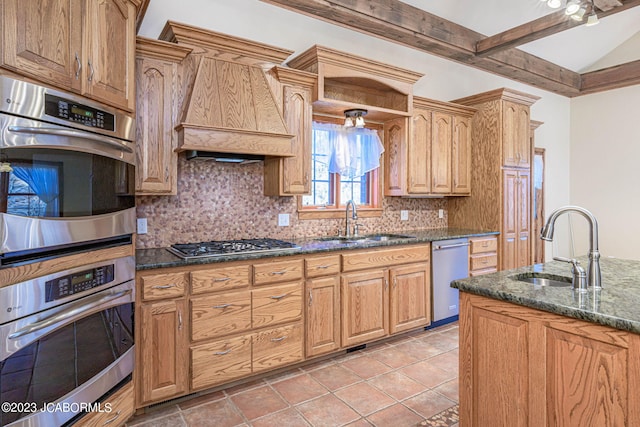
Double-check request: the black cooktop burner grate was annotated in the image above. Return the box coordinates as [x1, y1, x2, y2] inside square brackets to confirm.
[168, 238, 300, 259]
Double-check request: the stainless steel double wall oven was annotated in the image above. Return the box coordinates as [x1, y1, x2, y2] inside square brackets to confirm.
[0, 76, 136, 427]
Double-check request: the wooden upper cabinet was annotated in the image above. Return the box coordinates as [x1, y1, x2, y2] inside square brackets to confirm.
[431, 112, 453, 194]
[134, 38, 191, 195]
[1, 0, 83, 91]
[408, 109, 432, 194]
[83, 0, 136, 111]
[1, 0, 136, 112]
[502, 100, 531, 168]
[264, 67, 316, 196]
[452, 115, 472, 194]
[383, 117, 408, 196]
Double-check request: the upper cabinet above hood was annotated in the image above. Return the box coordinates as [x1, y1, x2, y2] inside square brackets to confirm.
[160, 21, 296, 157]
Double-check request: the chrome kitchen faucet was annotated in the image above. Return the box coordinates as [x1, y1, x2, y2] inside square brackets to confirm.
[541, 205, 602, 289]
[344, 200, 359, 238]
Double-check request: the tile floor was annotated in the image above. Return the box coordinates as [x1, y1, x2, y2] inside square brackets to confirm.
[126, 322, 459, 427]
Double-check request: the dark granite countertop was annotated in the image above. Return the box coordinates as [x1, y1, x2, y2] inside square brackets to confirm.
[452, 257, 640, 335]
[136, 227, 498, 271]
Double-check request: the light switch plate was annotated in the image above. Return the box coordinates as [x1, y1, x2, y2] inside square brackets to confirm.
[438, 209, 444, 219]
[137, 218, 148, 234]
[401, 210, 409, 221]
[278, 213, 290, 227]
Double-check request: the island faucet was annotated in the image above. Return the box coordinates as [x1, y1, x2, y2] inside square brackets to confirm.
[540, 205, 601, 289]
[344, 200, 359, 238]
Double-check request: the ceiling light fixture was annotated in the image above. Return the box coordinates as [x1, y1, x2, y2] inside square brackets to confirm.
[545, 0, 599, 26]
[344, 109, 367, 128]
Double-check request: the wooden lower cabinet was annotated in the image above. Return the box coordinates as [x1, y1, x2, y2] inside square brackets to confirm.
[253, 323, 304, 373]
[75, 381, 135, 427]
[137, 299, 188, 405]
[305, 275, 341, 357]
[460, 292, 640, 427]
[341, 269, 389, 347]
[468, 235, 498, 276]
[191, 334, 252, 390]
[389, 263, 430, 334]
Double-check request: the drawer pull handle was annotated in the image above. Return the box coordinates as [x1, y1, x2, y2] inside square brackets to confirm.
[213, 304, 232, 309]
[270, 294, 288, 300]
[482, 242, 489, 247]
[270, 336, 287, 342]
[269, 271, 287, 276]
[214, 349, 232, 356]
[152, 284, 177, 289]
[316, 265, 330, 269]
[481, 260, 488, 264]
[178, 310, 183, 331]
[214, 277, 231, 282]
[103, 410, 122, 425]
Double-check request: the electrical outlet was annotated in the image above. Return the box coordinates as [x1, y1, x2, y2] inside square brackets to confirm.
[137, 218, 148, 234]
[401, 210, 409, 221]
[438, 209, 444, 219]
[278, 213, 290, 227]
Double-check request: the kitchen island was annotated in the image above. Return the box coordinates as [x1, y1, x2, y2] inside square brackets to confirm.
[452, 257, 640, 427]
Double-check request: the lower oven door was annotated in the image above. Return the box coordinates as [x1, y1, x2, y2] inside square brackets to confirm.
[0, 280, 135, 427]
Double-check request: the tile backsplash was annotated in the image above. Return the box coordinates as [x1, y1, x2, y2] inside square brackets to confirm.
[135, 156, 448, 248]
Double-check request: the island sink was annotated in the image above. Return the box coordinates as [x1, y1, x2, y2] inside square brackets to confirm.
[512, 272, 572, 288]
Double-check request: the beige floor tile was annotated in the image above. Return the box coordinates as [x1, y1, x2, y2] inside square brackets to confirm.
[339, 355, 393, 379]
[367, 371, 425, 401]
[333, 382, 395, 416]
[399, 360, 456, 389]
[433, 378, 459, 403]
[271, 373, 329, 405]
[367, 346, 420, 369]
[230, 385, 289, 421]
[251, 408, 311, 427]
[365, 403, 423, 427]
[402, 390, 456, 419]
[296, 394, 360, 427]
[181, 399, 244, 427]
[308, 364, 362, 391]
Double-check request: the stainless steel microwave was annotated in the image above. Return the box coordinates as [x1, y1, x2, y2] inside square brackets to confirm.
[0, 76, 136, 264]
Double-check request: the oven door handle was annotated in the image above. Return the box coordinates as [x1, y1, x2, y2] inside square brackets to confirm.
[8, 290, 132, 340]
[7, 125, 134, 153]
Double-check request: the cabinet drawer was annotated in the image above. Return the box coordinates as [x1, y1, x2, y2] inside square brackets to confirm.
[470, 254, 498, 271]
[75, 381, 134, 426]
[191, 265, 250, 294]
[470, 268, 498, 277]
[253, 259, 303, 285]
[253, 283, 303, 329]
[305, 255, 341, 278]
[140, 272, 187, 301]
[253, 323, 303, 373]
[469, 237, 498, 254]
[191, 334, 252, 390]
[191, 291, 251, 341]
[342, 244, 430, 272]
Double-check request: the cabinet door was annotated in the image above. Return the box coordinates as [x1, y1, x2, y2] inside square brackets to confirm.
[135, 56, 177, 194]
[1, 0, 82, 91]
[389, 263, 430, 334]
[431, 112, 452, 194]
[306, 276, 340, 357]
[502, 101, 530, 168]
[502, 169, 518, 271]
[516, 170, 531, 268]
[408, 108, 432, 194]
[83, 0, 135, 111]
[341, 269, 388, 347]
[138, 299, 188, 405]
[281, 84, 312, 194]
[383, 117, 408, 196]
[452, 115, 472, 195]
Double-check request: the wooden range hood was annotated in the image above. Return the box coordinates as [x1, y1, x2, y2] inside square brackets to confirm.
[161, 21, 296, 157]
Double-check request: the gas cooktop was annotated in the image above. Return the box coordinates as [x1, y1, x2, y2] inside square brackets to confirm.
[167, 238, 301, 260]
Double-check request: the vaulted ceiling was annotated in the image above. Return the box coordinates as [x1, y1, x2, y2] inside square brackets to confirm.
[260, 0, 640, 97]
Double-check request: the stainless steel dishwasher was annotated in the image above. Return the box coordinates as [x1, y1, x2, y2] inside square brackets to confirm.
[432, 238, 470, 324]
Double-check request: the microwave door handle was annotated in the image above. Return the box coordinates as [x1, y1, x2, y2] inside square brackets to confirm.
[8, 290, 132, 340]
[7, 125, 134, 153]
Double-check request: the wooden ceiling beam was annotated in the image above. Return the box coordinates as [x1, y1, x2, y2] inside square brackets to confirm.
[579, 59, 640, 94]
[476, 0, 640, 57]
[261, 0, 581, 96]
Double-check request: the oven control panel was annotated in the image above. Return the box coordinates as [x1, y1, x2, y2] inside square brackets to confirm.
[44, 93, 115, 131]
[45, 265, 115, 302]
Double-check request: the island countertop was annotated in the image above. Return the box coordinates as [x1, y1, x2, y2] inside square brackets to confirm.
[136, 227, 497, 270]
[451, 257, 640, 335]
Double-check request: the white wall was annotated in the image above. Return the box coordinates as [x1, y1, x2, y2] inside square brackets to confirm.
[569, 85, 640, 260]
[138, 0, 572, 259]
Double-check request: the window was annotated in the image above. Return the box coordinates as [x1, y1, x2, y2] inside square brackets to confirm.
[2, 161, 61, 216]
[300, 121, 383, 217]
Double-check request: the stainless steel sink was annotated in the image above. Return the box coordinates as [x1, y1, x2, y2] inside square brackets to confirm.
[512, 273, 572, 287]
[314, 233, 416, 244]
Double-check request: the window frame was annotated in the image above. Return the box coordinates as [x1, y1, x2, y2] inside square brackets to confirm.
[297, 116, 383, 220]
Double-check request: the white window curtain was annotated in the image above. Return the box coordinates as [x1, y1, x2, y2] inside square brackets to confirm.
[314, 122, 384, 179]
